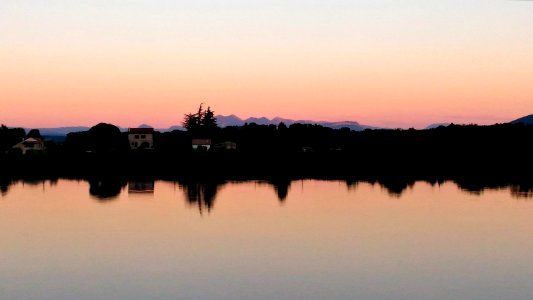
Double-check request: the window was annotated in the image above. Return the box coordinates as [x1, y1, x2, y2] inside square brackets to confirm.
[135, 135, 139, 139]
[141, 135, 146, 139]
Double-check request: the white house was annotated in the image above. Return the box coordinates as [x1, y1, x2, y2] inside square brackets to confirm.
[192, 139, 211, 150]
[12, 137, 44, 154]
[128, 128, 154, 149]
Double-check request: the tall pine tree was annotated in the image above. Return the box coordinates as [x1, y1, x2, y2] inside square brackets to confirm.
[183, 104, 218, 132]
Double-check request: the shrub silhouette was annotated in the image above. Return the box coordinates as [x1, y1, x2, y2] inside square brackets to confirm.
[65, 123, 128, 153]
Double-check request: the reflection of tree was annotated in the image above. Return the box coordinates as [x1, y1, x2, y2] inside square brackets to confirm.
[21, 179, 45, 186]
[345, 179, 359, 191]
[345, 178, 415, 197]
[1, 178, 61, 197]
[455, 178, 489, 195]
[268, 179, 292, 203]
[0, 177, 13, 196]
[455, 178, 533, 199]
[510, 185, 533, 199]
[89, 178, 127, 201]
[180, 180, 225, 214]
[377, 178, 415, 197]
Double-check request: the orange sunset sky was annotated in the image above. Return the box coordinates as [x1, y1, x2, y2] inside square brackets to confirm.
[1, 1, 533, 128]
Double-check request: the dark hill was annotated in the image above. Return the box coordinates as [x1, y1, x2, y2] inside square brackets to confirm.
[512, 115, 533, 125]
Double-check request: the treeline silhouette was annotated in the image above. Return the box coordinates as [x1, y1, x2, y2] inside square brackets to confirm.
[0, 125, 25, 150]
[1, 122, 533, 181]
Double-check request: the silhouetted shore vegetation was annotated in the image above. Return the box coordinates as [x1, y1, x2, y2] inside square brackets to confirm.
[3, 118, 533, 205]
[0, 118, 532, 194]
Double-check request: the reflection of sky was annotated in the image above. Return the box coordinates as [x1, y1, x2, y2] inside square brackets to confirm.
[1, 180, 533, 299]
[1, 1, 533, 128]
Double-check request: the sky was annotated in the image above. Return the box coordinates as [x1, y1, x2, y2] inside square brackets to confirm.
[1, 0, 533, 128]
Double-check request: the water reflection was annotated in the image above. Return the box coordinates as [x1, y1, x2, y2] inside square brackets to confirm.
[176, 179, 293, 213]
[3, 178, 533, 300]
[268, 179, 292, 202]
[375, 178, 416, 197]
[347, 178, 434, 197]
[180, 180, 225, 214]
[0, 177, 13, 195]
[511, 185, 533, 198]
[88, 177, 127, 201]
[1, 177, 533, 206]
[128, 181, 155, 194]
[0, 177, 59, 196]
[455, 178, 533, 199]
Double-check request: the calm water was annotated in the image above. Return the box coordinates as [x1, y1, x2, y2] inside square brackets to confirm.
[2, 179, 533, 300]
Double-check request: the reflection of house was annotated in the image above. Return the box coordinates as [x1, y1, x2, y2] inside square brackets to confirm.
[192, 139, 211, 150]
[128, 128, 154, 149]
[12, 138, 44, 154]
[128, 181, 155, 194]
[215, 141, 237, 150]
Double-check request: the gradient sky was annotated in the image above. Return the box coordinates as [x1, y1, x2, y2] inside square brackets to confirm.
[1, 0, 533, 128]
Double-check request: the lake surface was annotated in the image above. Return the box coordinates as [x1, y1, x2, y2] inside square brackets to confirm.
[2, 179, 533, 300]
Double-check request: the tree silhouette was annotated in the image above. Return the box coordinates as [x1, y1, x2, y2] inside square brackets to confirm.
[26, 129, 42, 139]
[202, 106, 217, 129]
[0, 125, 25, 151]
[64, 123, 128, 153]
[183, 104, 218, 132]
[183, 112, 200, 131]
[183, 104, 204, 131]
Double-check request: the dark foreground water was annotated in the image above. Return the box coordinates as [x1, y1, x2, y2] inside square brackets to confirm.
[2, 179, 533, 300]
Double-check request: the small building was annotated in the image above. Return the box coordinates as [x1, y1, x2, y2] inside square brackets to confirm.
[215, 141, 237, 150]
[12, 137, 44, 154]
[192, 139, 211, 151]
[300, 146, 315, 153]
[128, 128, 154, 149]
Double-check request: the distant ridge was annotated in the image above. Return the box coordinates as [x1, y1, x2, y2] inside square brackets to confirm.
[13, 114, 533, 138]
[27, 125, 183, 136]
[20, 114, 533, 137]
[425, 123, 451, 129]
[216, 115, 377, 131]
[23, 116, 376, 136]
[512, 114, 533, 125]
[36, 127, 91, 136]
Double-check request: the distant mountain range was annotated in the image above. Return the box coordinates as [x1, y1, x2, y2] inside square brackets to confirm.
[425, 123, 451, 129]
[36, 127, 92, 136]
[215, 115, 377, 131]
[33, 125, 187, 136]
[27, 115, 377, 136]
[18, 114, 533, 137]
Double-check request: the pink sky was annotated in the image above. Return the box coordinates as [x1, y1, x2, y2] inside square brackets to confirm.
[1, 1, 532, 129]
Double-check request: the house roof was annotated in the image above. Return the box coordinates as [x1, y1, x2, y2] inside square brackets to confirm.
[13, 137, 43, 148]
[128, 128, 154, 134]
[192, 139, 211, 145]
[21, 138, 43, 146]
[24, 137, 43, 143]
